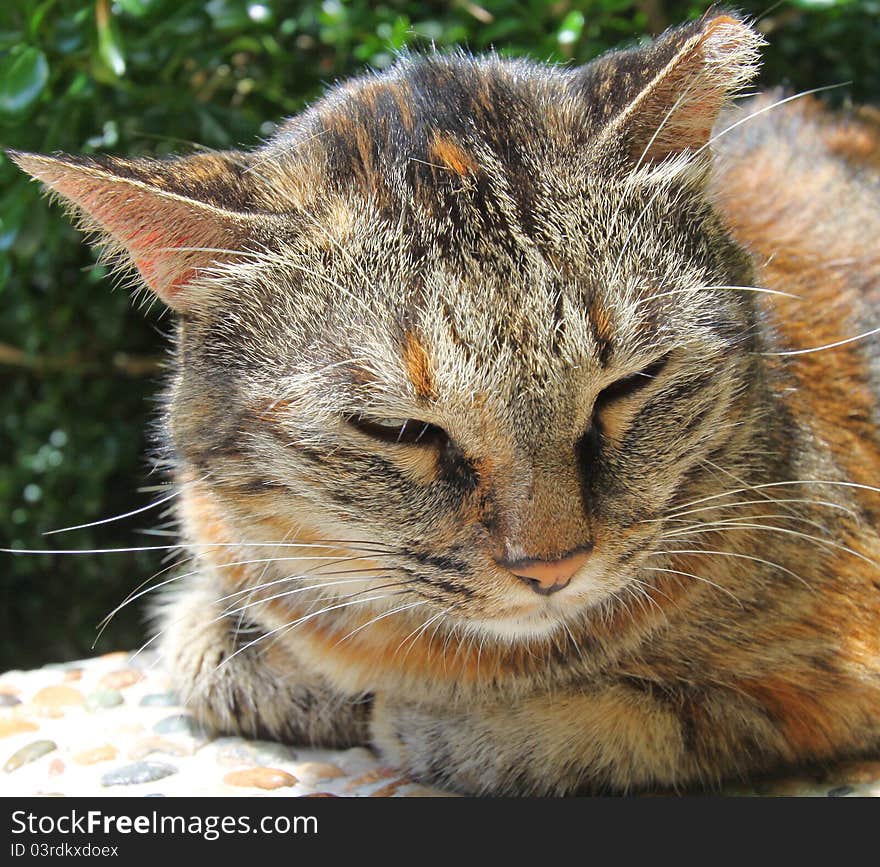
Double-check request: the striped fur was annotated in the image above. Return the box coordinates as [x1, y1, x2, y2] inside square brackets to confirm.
[12, 13, 880, 794]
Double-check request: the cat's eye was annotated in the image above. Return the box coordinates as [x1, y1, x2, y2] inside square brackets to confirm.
[594, 354, 670, 410]
[346, 414, 448, 446]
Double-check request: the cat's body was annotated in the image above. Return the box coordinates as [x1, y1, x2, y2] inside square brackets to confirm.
[12, 14, 880, 794]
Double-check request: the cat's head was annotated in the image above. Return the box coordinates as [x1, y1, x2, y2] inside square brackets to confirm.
[12, 14, 769, 642]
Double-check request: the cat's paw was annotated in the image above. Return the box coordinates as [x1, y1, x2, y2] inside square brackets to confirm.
[369, 695, 505, 795]
[154, 577, 370, 747]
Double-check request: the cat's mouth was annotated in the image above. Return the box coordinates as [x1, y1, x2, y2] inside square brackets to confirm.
[461, 560, 616, 641]
[453, 535, 661, 642]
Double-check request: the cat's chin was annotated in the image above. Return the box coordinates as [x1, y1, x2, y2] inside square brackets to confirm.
[465, 576, 618, 643]
[466, 606, 580, 644]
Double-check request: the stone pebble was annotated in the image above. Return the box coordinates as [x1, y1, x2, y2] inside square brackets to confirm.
[128, 736, 195, 760]
[74, 745, 118, 765]
[99, 670, 142, 690]
[31, 685, 84, 714]
[345, 766, 398, 792]
[101, 761, 178, 787]
[4, 740, 57, 772]
[214, 738, 297, 766]
[41, 661, 81, 673]
[153, 714, 206, 737]
[215, 740, 259, 766]
[223, 767, 298, 790]
[86, 690, 124, 711]
[0, 719, 39, 738]
[369, 777, 412, 797]
[251, 740, 297, 764]
[293, 761, 346, 783]
[139, 692, 178, 707]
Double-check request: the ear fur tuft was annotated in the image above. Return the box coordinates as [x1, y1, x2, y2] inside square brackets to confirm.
[579, 12, 765, 165]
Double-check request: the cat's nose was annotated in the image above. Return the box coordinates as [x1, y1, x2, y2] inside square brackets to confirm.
[499, 546, 592, 595]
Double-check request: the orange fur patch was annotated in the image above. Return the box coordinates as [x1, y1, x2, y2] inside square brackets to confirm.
[288, 604, 552, 689]
[737, 677, 841, 757]
[388, 81, 414, 133]
[588, 298, 614, 344]
[428, 133, 479, 176]
[402, 331, 436, 400]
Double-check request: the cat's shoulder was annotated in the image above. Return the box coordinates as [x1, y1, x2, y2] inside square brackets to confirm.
[716, 88, 880, 177]
[711, 90, 880, 287]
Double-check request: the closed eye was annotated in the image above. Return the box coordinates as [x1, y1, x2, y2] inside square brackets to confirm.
[594, 354, 670, 410]
[346, 414, 448, 447]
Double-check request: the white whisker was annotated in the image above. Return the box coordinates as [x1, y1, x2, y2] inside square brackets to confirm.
[660, 521, 880, 571]
[647, 546, 810, 588]
[762, 326, 880, 357]
[396, 608, 452, 659]
[2, 539, 395, 556]
[702, 83, 850, 153]
[643, 566, 743, 607]
[216, 593, 400, 672]
[43, 484, 186, 536]
[333, 600, 430, 646]
[667, 478, 880, 513]
[646, 497, 856, 524]
[663, 511, 837, 537]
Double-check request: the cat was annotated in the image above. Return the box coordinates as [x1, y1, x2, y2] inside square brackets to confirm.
[10, 11, 880, 795]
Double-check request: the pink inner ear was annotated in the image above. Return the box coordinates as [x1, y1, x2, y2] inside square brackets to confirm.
[69, 182, 220, 305]
[18, 157, 238, 310]
[626, 15, 762, 164]
[124, 225, 198, 300]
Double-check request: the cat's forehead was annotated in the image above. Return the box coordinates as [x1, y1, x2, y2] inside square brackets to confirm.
[253, 53, 592, 212]
[247, 247, 682, 412]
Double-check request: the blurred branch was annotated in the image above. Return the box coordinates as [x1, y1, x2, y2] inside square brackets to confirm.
[0, 342, 163, 377]
[455, 1, 494, 24]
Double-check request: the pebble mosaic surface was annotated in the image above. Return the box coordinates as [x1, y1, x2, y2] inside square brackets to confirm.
[0, 652, 446, 797]
[3, 651, 880, 797]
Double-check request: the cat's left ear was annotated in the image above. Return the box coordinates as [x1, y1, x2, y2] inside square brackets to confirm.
[8, 150, 267, 312]
[576, 12, 764, 165]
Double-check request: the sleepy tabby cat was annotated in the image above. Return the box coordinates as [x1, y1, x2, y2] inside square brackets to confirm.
[11, 11, 880, 795]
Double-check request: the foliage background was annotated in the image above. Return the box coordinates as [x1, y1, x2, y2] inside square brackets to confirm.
[1, 0, 877, 669]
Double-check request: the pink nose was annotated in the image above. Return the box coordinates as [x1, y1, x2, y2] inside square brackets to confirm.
[500, 546, 592, 595]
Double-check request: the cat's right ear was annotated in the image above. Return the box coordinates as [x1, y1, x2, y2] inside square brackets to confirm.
[8, 149, 267, 312]
[575, 12, 764, 166]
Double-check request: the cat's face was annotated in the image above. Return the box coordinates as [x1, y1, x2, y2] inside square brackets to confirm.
[13, 15, 766, 641]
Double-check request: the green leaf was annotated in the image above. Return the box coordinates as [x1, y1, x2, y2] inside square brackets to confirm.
[389, 15, 411, 50]
[116, 0, 152, 16]
[206, 0, 251, 30]
[0, 254, 11, 294]
[246, 3, 273, 25]
[558, 11, 585, 47]
[790, 0, 854, 6]
[0, 47, 50, 116]
[97, 14, 127, 77]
